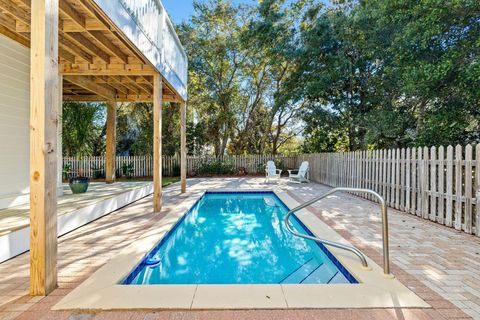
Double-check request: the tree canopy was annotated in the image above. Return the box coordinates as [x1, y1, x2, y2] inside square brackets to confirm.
[63, 0, 480, 157]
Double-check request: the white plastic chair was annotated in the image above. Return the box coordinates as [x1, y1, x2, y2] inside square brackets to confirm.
[288, 161, 310, 183]
[265, 160, 282, 182]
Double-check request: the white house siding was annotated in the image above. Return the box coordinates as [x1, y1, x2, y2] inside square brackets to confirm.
[0, 34, 64, 209]
[0, 34, 30, 209]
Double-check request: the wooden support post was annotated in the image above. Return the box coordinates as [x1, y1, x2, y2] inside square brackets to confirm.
[153, 74, 162, 211]
[29, 0, 59, 296]
[105, 101, 116, 183]
[180, 102, 187, 193]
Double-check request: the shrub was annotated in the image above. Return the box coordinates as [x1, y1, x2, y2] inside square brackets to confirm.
[198, 160, 235, 175]
[63, 162, 72, 181]
[91, 164, 105, 179]
[121, 162, 134, 178]
[172, 161, 181, 177]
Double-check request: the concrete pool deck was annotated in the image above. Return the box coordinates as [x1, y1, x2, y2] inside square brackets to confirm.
[0, 178, 478, 319]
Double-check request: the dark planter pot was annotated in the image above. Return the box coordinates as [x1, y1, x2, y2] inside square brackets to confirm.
[69, 177, 90, 194]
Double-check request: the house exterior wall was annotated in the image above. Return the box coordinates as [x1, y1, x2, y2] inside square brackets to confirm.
[0, 34, 62, 209]
[0, 34, 30, 209]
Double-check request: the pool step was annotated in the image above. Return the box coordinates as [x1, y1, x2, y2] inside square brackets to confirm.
[327, 271, 350, 284]
[281, 258, 350, 284]
[301, 263, 337, 284]
[280, 258, 320, 284]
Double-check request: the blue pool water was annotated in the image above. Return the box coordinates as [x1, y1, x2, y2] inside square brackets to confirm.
[123, 192, 357, 285]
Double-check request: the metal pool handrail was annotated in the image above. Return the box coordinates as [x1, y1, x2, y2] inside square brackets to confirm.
[284, 187, 390, 275]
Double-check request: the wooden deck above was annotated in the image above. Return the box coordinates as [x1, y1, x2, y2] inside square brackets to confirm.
[0, 0, 185, 103]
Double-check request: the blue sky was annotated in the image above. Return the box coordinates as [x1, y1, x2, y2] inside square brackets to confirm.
[162, 0, 259, 23]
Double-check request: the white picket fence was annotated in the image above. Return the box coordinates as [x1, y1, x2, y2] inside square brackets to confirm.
[300, 144, 480, 236]
[63, 154, 299, 178]
[64, 144, 480, 236]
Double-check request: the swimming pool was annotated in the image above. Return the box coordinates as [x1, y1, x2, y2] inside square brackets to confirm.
[123, 191, 357, 285]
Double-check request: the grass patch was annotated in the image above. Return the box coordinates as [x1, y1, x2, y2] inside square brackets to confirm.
[162, 176, 180, 187]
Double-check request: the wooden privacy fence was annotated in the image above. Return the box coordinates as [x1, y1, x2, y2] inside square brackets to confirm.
[300, 144, 480, 236]
[63, 154, 299, 178]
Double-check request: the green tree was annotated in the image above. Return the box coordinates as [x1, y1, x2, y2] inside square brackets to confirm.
[298, 0, 480, 151]
[62, 102, 105, 157]
[178, 0, 246, 156]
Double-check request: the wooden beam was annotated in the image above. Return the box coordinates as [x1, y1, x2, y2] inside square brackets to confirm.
[58, 33, 93, 63]
[153, 73, 162, 212]
[0, 11, 16, 30]
[0, 24, 29, 47]
[0, 0, 30, 25]
[77, 0, 111, 30]
[60, 65, 157, 76]
[62, 18, 108, 32]
[180, 102, 187, 193]
[63, 94, 158, 103]
[0, 20, 77, 63]
[105, 101, 116, 183]
[59, 0, 85, 29]
[119, 76, 141, 95]
[63, 94, 103, 101]
[59, 48, 76, 63]
[76, 0, 148, 64]
[64, 75, 116, 100]
[88, 30, 128, 63]
[140, 76, 154, 89]
[16, 20, 30, 32]
[29, 0, 59, 296]
[126, 76, 151, 95]
[16, 0, 30, 7]
[96, 76, 129, 95]
[64, 32, 110, 63]
[57, 3, 128, 64]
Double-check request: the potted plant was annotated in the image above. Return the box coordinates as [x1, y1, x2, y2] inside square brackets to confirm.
[69, 169, 90, 194]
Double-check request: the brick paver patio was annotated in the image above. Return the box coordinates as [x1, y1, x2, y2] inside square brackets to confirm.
[0, 178, 479, 319]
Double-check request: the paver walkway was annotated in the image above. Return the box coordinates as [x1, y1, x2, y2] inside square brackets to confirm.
[0, 178, 479, 319]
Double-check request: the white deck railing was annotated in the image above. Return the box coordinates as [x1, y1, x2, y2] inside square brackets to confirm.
[93, 0, 188, 100]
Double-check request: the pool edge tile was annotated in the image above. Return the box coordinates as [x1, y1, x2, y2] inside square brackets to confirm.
[191, 285, 288, 309]
[281, 283, 430, 309]
[53, 285, 198, 310]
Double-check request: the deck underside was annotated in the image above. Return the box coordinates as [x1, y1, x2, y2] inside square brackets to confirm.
[0, 0, 182, 102]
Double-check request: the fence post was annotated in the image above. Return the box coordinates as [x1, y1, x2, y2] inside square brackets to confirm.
[417, 147, 423, 217]
[421, 146, 429, 219]
[430, 146, 437, 221]
[446, 145, 454, 227]
[465, 144, 473, 233]
[438, 146, 445, 224]
[476, 144, 480, 236]
[454, 145, 463, 230]
[410, 148, 416, 215]
[395, 148, 401, 210]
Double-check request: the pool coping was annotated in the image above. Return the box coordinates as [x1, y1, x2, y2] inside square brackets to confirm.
[53, 187, 430, 310]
